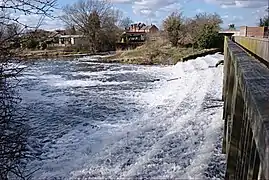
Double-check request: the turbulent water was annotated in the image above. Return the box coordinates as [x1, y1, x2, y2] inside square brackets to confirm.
[17, 53, 226, 179]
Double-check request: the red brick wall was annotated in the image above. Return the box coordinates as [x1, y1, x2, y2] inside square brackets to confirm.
[149, 26, 159, 33]
[246, 27, 266, 38]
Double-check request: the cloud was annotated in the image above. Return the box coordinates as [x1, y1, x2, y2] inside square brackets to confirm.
[195, 8, 204, 13]
[131, 0, 182, 22]
[10, 10, 65, 30]
[111, 0, 133, 4]
[204, 0, 268, 8]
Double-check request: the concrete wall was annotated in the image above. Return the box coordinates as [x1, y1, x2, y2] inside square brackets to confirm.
[234, 36, 269, 63]
[222, 37, 269, 179]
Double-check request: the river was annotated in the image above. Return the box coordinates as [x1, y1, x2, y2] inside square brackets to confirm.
[17, 53, 226, 179]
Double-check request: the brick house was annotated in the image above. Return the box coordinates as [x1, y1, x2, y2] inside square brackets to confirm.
[126, 23, 159, 33]
[119, 23, 159, 43]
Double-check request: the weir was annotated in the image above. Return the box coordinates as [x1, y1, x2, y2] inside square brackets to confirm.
[222, 36, 269, 179]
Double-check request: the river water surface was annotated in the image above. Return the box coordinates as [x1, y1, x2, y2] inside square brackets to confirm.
[18, 54, 226, 179]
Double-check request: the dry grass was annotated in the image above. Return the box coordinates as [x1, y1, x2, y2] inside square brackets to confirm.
[104, 38, 221, 65]
[105, 39, 198, 65]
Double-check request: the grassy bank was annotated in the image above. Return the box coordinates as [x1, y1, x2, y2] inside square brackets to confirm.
[16, 49, 93, 59]
[18, 40, 221, 64]
[102, 40, 221, 65]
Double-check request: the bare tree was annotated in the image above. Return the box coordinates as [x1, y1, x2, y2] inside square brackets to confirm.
[0, 0, 56, 179]
[65, 24, 77, 35]
[61, 0, 122, 52]
[259, 7, 269, 27]
[163, 11, 185, 46]
[120, 17, 133, 30]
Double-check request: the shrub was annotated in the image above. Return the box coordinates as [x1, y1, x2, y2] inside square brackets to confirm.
[41, 42, 47, 50]
[196, 24, 223, 49]
[26, 39, 39, 50]
[163, 12, 184, 47]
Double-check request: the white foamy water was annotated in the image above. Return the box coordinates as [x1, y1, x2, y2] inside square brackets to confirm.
[19, 54, 225, 179]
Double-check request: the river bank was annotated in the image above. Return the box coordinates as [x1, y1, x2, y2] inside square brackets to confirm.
[102, 48, 221, 65]
[17, 43, 222, 65]
[17, 49, 114, 60]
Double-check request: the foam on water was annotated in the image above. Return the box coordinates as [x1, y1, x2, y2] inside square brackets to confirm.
[52, 79, 133, 87]
[20, 54, 225, 179]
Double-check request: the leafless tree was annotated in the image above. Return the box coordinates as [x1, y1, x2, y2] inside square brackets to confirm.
[259, 7, 269, 27]
[0, 0, 56, 179]
[119, 17, 133, 30]
[61, 0, 123, 52]
[163, 11, 185, 46]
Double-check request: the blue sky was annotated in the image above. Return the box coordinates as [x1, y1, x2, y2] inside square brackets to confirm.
[20, 0, 269, 30]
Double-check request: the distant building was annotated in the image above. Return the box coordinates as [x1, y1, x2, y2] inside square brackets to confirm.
[126, 23, 159, 33]
[240, 26, 268, 38]
[54, 29, 67, 35]
[58, 35, 87, 47]
[117, 23, 159, 50]
[219, 26, 269, 38]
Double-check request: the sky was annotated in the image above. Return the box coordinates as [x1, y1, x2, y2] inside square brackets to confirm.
[15, 0, 269, 30]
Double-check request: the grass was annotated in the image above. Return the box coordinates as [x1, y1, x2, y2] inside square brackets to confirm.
[19, 40, 221, 63]
[104, 39, 220, 65]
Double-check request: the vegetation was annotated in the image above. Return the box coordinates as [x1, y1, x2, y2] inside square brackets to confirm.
[104, 37, 219, 65]
[120, 17, 134, 30]
[259, 7, 269, 27]
[61, 0, 126, 53]
[228, 24, 236, 30]
[163, 12, 184, 47]
[104, 11, 224, 65]
[0, 0, 56, 179]
[26, 39, 39, 49]
[163, 12, 223, 49]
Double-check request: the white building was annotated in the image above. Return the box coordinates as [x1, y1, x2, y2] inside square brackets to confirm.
[59, 35, 88, 47]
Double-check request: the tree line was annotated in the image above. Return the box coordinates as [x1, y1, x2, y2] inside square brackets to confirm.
[60, 1, 225, 52]
[163, 11, 223, 49]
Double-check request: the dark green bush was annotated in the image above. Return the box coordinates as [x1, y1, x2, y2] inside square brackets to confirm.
[196, 24, 224, 49]
[26, 39, 39, 50]
[41, 42, 47, 50]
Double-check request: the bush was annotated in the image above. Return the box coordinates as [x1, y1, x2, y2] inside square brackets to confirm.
[26, 39, 39, 50]
[163, 12, 184, 47]
[41, 42, 47, 50]
[163, 12, 223, 49]
[196, 24, 223, 49]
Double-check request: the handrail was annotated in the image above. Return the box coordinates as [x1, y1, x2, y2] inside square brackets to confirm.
[233, 36, 269, 64]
